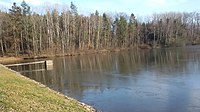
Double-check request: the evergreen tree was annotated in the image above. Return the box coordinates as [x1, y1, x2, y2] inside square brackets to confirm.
[102, 13, 111, 48]
[9, 2, 22, 55]
[70, 2, 78, 16]
[21, 0, 32, 54]
[116, 16, 128, 47]
[128, 13, 136, 47]
[21, 0, 31, 16]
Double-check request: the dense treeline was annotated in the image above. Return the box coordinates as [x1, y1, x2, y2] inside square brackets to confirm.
[0, 1, 200, 56]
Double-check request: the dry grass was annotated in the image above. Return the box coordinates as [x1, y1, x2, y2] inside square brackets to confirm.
[0, 65, 94, 112]
[0, 57, 23, 64]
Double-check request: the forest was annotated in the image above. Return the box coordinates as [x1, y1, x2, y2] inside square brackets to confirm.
[0, 1, 200, 56]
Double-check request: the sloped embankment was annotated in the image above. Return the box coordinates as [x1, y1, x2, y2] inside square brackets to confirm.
[0, 65, 95, 112]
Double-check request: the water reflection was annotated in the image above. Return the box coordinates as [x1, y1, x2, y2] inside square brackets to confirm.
[17, 46, 200, 112]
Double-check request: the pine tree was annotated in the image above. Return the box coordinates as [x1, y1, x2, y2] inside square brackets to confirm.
[21, 0, 31, 16]
[128, 13, 136, 47]
[21, 0, 32, 54]
[9, 2, 22, 56]
[116, 16, 128, 47]
[102, 13, 111, 48]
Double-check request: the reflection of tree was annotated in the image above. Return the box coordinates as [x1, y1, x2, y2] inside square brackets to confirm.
[19, 46, 200, 101]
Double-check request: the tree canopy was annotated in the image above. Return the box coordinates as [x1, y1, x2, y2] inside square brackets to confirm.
[0, 1, 200, 56]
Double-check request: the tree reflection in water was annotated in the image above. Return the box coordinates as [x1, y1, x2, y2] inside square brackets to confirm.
[18, 46, 200, 112]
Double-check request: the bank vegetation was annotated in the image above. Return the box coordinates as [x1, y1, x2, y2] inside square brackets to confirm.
[0, 1, 200, 57]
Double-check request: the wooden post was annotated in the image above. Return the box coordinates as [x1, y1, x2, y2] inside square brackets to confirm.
[45, 60, 53, 70]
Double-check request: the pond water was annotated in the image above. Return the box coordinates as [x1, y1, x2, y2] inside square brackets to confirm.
[12, 46, 200, 112]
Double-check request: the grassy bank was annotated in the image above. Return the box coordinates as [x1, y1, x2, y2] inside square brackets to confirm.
[0, 65, 95, 112]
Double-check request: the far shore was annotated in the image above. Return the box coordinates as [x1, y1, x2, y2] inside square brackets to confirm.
[0, 57, 24, 64]
[0, 48, 135, 64]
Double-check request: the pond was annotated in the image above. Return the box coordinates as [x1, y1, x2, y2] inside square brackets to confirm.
[12, 46, 200, 112]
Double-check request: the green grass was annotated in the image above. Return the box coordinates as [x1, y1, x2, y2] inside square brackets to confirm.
[0, 65, 93, 112]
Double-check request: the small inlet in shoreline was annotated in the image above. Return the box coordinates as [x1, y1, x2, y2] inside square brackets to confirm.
[5, 60, 53, 72]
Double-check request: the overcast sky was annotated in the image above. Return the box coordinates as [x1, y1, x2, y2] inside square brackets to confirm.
[0, 0, 199, 16]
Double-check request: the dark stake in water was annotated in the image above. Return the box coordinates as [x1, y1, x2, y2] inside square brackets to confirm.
[12, 46, 200, 112]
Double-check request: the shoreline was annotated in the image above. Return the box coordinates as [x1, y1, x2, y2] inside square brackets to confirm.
[0, 48, 133, 64]
[0, 64, 96, 112]
[0, 57, 24, 64]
